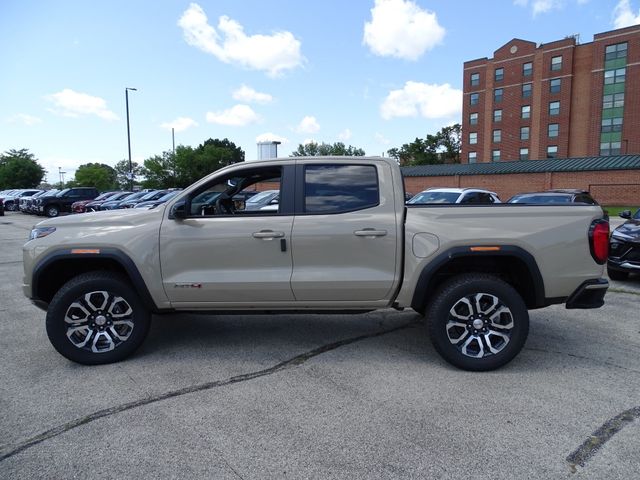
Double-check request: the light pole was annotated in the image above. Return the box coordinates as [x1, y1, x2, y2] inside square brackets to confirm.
[125, 87, 137, 190]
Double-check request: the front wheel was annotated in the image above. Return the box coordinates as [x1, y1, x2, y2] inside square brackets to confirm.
[46, 272, 151, 364]
[45, 205, 60, 217]
[426, 274, 529, 371]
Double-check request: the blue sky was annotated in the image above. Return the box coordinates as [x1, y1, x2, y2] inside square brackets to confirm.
[1, 0, 639, 183]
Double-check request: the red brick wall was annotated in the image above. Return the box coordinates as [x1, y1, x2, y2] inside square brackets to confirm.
[403, 169, 640, 205]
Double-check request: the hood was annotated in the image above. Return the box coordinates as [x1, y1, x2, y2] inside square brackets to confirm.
[35, 205, 165, 228]
[613, 218, 640, 241]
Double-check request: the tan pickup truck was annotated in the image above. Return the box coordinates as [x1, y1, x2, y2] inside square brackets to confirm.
[22, 157, 610, 370]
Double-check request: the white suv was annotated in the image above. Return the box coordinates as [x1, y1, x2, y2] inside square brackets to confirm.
[407, 188, 501, 204]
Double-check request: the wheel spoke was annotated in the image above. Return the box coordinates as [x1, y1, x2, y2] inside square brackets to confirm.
[65, 302, 90, 324]
[446, 321, 470, 344]
[91, 331, 115, 353]
[84, 291, 109, 312]
[66, 325, 93, 347]
[450, 297, 474, 321]
[489, 306, 514, 330]
[483, 330, 510, 354]
[475, 293, 499, 317]
[461, 335, 484, 358]
[108, 297, 132, 318]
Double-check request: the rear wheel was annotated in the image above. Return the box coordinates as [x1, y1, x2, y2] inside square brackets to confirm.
[427, 274, 529, 371]
[607, 266, 629, 281]
[46, 272, 151, 364]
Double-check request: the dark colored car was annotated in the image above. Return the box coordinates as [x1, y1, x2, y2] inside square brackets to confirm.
[84, 191, 131, 212]
[39, 187, 99, 217]
[72, 191, 119, 213]
[134, 190, 182, 210]
[508, 189, 598, 205]
[99, 191, 150, 210]
[119, 190, 167, 208]
[608, 208, 640, 280]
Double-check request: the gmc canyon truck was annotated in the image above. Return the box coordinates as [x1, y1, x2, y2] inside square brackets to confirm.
[22, 157, 610, 371]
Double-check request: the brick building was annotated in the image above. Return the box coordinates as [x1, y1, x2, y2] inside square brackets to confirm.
[461, 25, 640, 163]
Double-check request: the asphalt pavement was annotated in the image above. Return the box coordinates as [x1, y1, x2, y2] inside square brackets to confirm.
[1, 211, 638, 479]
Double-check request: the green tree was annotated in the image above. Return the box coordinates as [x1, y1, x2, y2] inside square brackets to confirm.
[73, 163, 118, 191]
[387, 124, 461, 166]
[0, 148, 45, 188]
[290, 141, 366, 157]
[114, 159, 142, 189]
[141, 151, 179, 189]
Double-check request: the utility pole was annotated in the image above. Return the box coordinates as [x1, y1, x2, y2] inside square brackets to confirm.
[125, 87, 137, 191]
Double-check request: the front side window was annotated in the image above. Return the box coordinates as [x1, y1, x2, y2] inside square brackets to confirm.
[304, 164, 379, 214]
[469, 112, 478, 125]
[605, 42, 627, 61]
[551, 55, 562, 71]
[188, 166, 283, 216]
[548, 123, 559, 137]
[521, 105, 531, 119]
[494, 88, 503, 103]
[604, 68, 626, 85]
[523, 62, 533, 77]
[492, 150, 501, 162]
[550, 78, 561, 93]
[547, 145, 558, 158]
[495, 68, 504, 82]
[493, 109, 502, 122]
[470, 93, 479, 105]
[468, 152, 477, 163]
[549, 101, 560, 116]
[469, 132, 478, 144]
[470, 72, 480, 86]
[493, 129, 501, 143]
[522, 83, 532, 98]
[520, 126, 530, 140]
[519, 148, 529, 161]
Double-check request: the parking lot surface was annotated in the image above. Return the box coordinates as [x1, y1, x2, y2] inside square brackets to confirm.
[1, 212, 639, 479]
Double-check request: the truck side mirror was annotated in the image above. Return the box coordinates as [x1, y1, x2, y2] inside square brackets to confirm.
[170, 200, 187, 220]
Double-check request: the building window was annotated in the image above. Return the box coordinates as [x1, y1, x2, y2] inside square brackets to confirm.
[551, 55, 562, 71]
[600, 141, 622, 156]
[605, 42, 628, 61]
[469, 132, 478, 144]
[491, 150, 501, 162]
[470, 93, 479, 105]
[519, 148, 529, 161]
[547, 145, 558, 158]
[550, 78, 561, 93]
[494, 88, 503, 103]
[495, 68, 504, 82]
[522, 83, 532, 98]
[604, 68, 626, 85]
[523, 62, 533, 77]
[470, 72, 480, 86]
[521, 105, 531, 119]
[549, 101, 560, 116]
[548, 123, 559, 137]
[493, 129, 501, 143]
[468, 151, 477, 163]
[603, 93, 624, 109]
[520, 126, 530, 140]
[493, 109, 502, 122]
[601, 117, 623, 133]
[469, 112, 478, 125]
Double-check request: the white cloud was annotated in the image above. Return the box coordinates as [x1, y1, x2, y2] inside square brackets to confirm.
[302, 138, 317, 145]
[160, 117, 198, 132]
[375, 133, 391, 145]
[45, 89, 118, 121]
[178, 3, 303, 77]
[232, 85, 273, 104]
[380, 81, 462, 120]
[363, 0, 445, 60]
[295, 116, 320, 134]
[205, 104, 260, 126]
[514, 0, 589, 15]
[6, 113, 42, 126]
[337, 128, 352, 141]
[613, 0, 640, 28]
[256, 132, 289, 144]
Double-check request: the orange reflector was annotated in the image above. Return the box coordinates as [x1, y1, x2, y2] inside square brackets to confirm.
[71, 249, 100, 254]
[470, 246, 501, 252]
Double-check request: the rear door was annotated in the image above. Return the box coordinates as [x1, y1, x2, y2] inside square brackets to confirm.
[290, 162, 399, 302]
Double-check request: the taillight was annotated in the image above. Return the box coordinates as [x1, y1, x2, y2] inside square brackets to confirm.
[589, 219, 609, 264]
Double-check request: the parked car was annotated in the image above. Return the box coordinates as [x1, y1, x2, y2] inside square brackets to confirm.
[118, 190, 167, 209]
[508, 189, 598, 205]
[2, 189, 41, 211]
[72, 191, 119, 213]
[407, 188, 501, 204]
[244, 190, 279, 211]
[20, 190, 49, 213]
[607, 208, 640, 280]
[84, 191, 131, 212]
[38, 187, 99, 217]
[99, 191, 149, 210]
[134, 190, 182, 209]
[29, 190, 59, 214]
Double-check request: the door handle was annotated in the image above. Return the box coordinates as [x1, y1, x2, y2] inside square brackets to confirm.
[354, 229, 387, 237]
[252, 230, 285, 239]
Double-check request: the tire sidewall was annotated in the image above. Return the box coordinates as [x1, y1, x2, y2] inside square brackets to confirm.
[46, 273, 150, 365]
[428, 275, 529, 371]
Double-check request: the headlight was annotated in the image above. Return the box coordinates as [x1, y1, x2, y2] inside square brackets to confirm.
[29, 226, 56, 241]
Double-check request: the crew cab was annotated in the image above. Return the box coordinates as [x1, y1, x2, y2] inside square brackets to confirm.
[23, 157, 610, 370]
[38, 187, 99, 217]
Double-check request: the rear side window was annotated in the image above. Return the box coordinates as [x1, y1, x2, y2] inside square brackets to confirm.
[304, 164, 379, 213]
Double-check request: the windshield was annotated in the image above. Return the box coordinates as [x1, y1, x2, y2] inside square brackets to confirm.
[56, 188, 71, 197]
[408, 192, 460, 204]
[633, 209, 640, 220]
[140, 190, 164, 201]
[246, 190, 275, 204]
[158, 191, 180, 201]
[509, 195, 571, 203]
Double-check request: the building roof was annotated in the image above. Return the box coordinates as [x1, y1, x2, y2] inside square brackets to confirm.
[400, 155, 640, 177]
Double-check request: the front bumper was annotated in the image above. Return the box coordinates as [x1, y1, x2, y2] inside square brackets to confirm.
[566, 278, 609, 309]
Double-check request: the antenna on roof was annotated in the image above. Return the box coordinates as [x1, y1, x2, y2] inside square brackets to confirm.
[565, 33, 580, 44]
